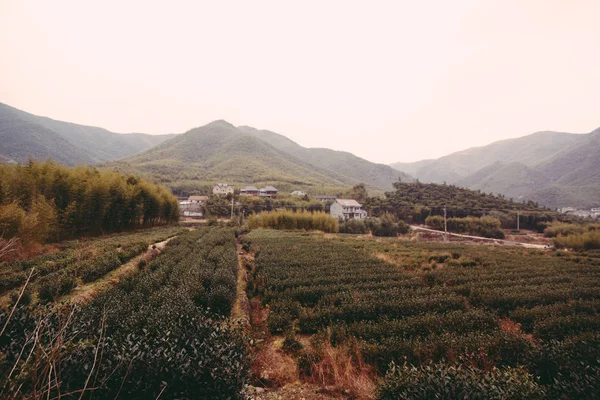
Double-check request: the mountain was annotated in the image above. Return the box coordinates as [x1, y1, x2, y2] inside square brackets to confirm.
[106, 121, 413, 195]
[391, 128, 600, 208]
[238, 126, 412, 188]
[106, 121, 354, 193]
[0, 102, 175, 165]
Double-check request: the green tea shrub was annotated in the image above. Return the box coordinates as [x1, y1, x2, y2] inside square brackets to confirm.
[377, 362, 544, 400]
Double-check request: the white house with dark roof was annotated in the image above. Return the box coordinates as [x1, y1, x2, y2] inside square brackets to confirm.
[330, 199, 367, 219]
[212, 183, 234, 195]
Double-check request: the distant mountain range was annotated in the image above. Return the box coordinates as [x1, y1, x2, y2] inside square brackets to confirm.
[2, 101, 597, 207]
[0, 102, 409, 194]
[391, 128, 600, 208]
[0, 102, 174, 165]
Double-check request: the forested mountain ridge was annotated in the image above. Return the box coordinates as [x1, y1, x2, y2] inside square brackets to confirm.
[391, 128, 600, 208]
[105, 121, 412, 195]
[106, 120, 355, 194]
[0, 102, 175, 165]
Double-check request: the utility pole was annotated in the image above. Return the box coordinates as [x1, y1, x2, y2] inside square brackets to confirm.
[231, 197, 234, 220]
[443, 206, 448, 242]
[516, 212, 520, 232]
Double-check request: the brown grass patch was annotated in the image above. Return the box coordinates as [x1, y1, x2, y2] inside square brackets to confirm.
[252, 340, 299, 388]
[302, 335, 376, 400]
[499, 318, 536, 346]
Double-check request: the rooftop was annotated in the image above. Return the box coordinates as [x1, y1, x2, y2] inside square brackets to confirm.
[336, 198, 362, 207]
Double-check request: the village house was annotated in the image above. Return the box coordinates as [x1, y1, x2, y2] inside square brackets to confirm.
[259, 186, 278, 198]
[240, 186, 260, 196]
[330, 199, 367, 220]
[188, 195, 209, 204]
[179, 196, 206, 218]
[213, 183, 234, 195]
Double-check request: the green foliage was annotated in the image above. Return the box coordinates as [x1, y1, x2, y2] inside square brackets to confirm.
[0, 160, 179, 242]
[368, 181, 556, 229]
[544, 222, 600, 238]
[553, 230, 600, 250]
[0, 227, 249, 399]
[246, 230, 600, 397]
[425, 215, 505, 238]
[338, 215, 409, 236]
[247, 210, 338, 233]
[0, 226, 184, 299]
[378, 362, 544, 400]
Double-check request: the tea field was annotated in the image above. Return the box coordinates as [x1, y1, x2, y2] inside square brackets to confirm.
[244, 230, 600, 399]
[0, 227, 248, 399]
[2, 225, 600, 399]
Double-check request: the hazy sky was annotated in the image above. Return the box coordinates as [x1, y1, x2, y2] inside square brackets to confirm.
[1, 0, 599, 164]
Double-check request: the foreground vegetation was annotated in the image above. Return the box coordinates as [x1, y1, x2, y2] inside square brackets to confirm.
[0, 160, 179, 245]
[244, 230, 600, 398]
[0, 227, 248, 399]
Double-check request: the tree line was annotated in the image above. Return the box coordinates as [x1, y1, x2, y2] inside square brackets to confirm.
[0, 160, 179, 244]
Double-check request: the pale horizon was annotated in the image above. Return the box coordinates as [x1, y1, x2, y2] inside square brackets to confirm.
[1, 0, 599, 164]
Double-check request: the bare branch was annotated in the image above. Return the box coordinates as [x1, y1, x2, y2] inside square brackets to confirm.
[0, 267, 35, 337]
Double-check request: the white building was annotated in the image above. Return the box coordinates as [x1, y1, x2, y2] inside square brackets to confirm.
[330, 199, 367, 220]
[212, 183, 234, 195]
[291, 190, 306, 196]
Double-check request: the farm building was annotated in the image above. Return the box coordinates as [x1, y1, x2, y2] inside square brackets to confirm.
[330, 199, 367, 220]
[259, 186, 278, 198]
[240, 186, 260, 196]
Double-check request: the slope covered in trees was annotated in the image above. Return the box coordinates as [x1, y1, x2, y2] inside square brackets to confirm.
[365, 181, 558, 230]
[0, 160, 179, 244]
[0, 102, 174, 165]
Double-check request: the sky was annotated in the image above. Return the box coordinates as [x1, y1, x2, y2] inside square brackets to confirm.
[1, 0, 599, 164]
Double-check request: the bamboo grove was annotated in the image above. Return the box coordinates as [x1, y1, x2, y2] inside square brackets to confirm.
[0, 160, 179, 243]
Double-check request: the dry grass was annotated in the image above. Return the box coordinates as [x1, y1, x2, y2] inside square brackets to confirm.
[252, 340, 299, 388]
[303, 335, 376, 400]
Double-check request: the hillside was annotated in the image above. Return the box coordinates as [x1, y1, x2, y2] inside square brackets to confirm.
[238, 126, 412, 189]
[391, 128, 599, 208]
[366, 181, 558, 230]
[106, 120, 364, 194]
[0, 102, 174, 165]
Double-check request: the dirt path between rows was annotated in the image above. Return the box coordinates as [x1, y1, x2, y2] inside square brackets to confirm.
[67, 237, 175, 304]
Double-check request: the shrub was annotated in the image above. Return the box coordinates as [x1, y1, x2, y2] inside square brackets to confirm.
[553, 230, 600, 250]
[247, 210, 338, 233]
[378, 362, 544, 400]
[38, 271, 76, 302]
[339, 216, 409, 236]
[425, 215, 505, 239]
